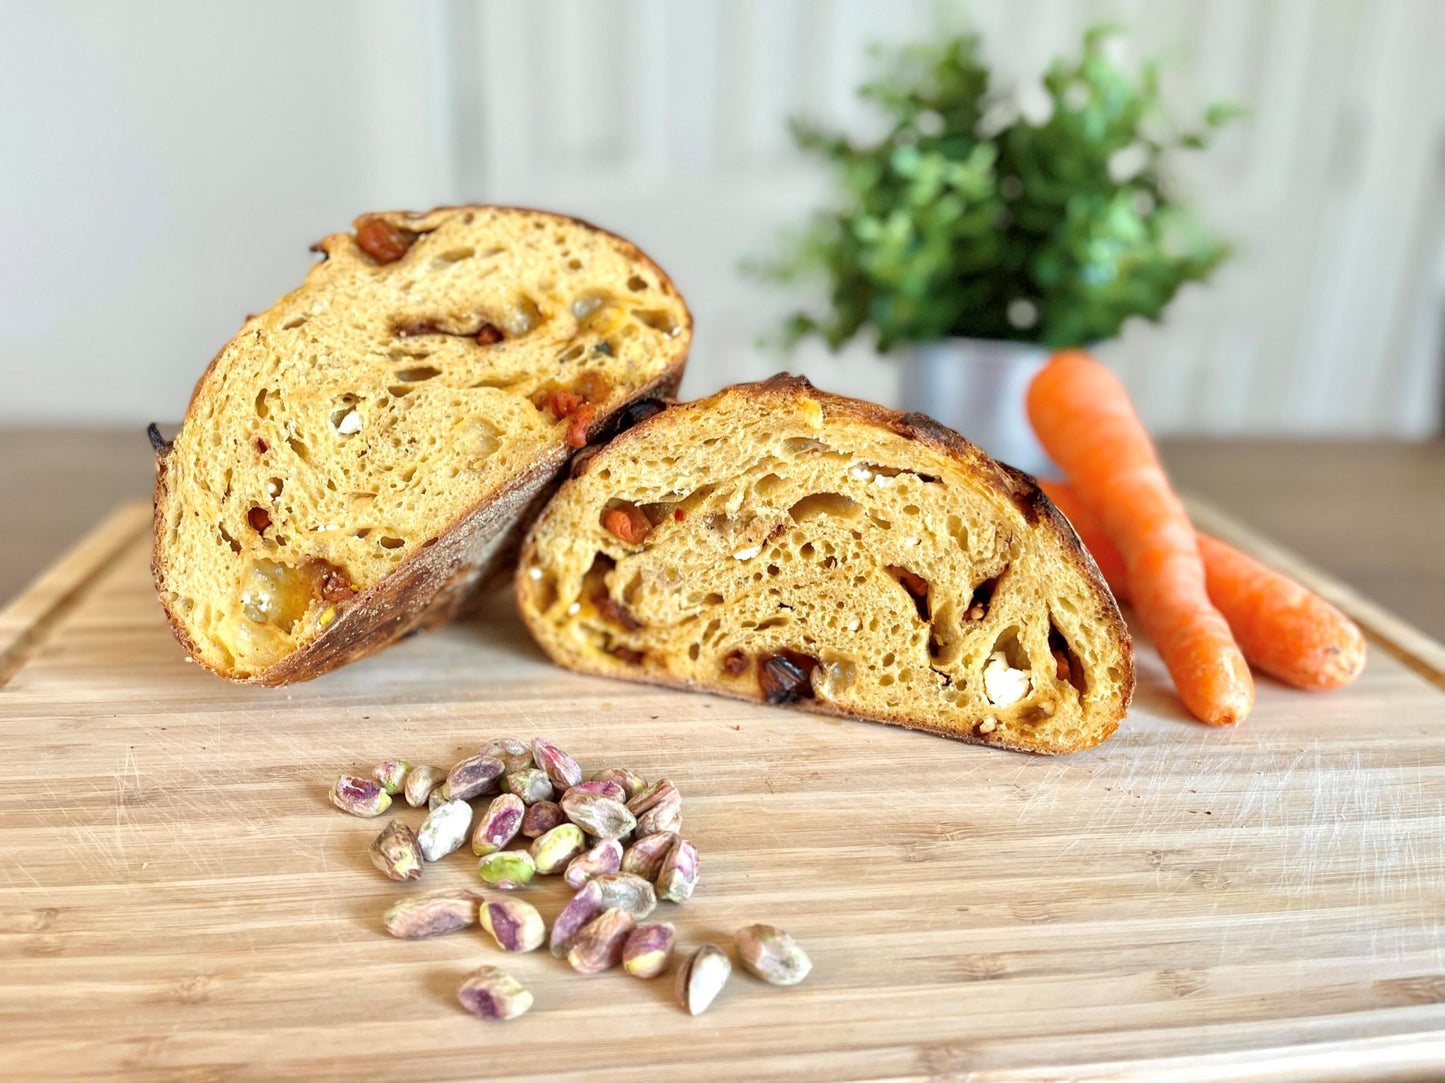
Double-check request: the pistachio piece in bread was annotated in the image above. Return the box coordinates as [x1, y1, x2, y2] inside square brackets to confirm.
[516, 375, 1133, 754]
[153, 205, 691, 683]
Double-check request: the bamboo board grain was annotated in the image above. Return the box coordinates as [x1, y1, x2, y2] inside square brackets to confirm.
[0, 504, 1442, 1082]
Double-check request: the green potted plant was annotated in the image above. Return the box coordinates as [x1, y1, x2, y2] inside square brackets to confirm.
[754, 27, 1239, 474]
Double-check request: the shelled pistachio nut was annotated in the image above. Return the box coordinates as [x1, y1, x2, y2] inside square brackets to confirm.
[564, 838, 623, 889]
[403, 764, 444, 808]
[505, 768, 555, 805]
[477, 849, 536, 890]
[417, 798, 472, 861]
[675, 944, 731, 1015]
[479, 897, 545, 952]
[520, 799, 565, 838]
[456, 966, 532, 1021]
[446, 754, 506, 802]
[628, 777, 682, 834]
[550, 880, 604, 957]
[656, 838, 699, 903]
[532, 738, 583, 791]
[592, 872, 658, 920]
[331, 775, 392, 817]
[472, 793, 526, 856]
[369, 820, 423, 882]
[530, 822, 587, 875]
[623, 921, 676, 978]
[733, 924, 812, 986]
[565, 779, 627, 803]
[566, 907, 637, 974]
[591, 767, 647, 801]
[383, 890, 481, 939]
[478, 737, 533, 774]
[560, 789, 637, 840]
[372, 759, 413, 795]
[621, 831, 678, 880]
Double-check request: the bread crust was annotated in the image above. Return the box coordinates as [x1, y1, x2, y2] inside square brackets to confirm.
[515, 374, 1134, 753]
[152, 205, 690, 685]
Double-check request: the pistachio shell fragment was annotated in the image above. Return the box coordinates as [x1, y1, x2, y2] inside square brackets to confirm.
[331, 775, 392, 817]
[479, 897, 545, 952]
[369, 820, 423, 882]
[733, 924, 812, 986]
[457, 966, 533, 1021]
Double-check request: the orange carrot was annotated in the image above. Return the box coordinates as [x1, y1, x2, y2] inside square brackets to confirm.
[1040, 480, 1366, 691]
[1027, 351, 1254, 725]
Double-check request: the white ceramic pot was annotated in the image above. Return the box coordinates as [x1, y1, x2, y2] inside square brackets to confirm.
[898, 337, 1055, 478]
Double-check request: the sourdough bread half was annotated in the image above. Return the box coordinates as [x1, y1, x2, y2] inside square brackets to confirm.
[154, 206, 691, 683]
[516, 375, 1133, 753]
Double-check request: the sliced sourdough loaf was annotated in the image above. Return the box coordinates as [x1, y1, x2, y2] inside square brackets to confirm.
[516, 375, 1133, 753]
[154, 206, 691, 683]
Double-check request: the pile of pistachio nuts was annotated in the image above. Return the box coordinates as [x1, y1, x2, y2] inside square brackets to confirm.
[331, 736, 811, 1020]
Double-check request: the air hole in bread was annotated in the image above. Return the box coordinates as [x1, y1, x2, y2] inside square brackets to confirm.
[755, 473, 786, 499]
[688, 642, 700, 661]
[254, 389, 271, 418]
[266, 477, 284, 499]
[966, 574, 999, 621]
[631, 308, 681, 336]
[218, 525, 241, 554]
[992, 626, 1029, 671]
[437, 246, 474, 263]
[395, 365, 441, 382]
[559, 344, 585, 363]
[281, 314, 307, 330]
[388, 385, 412, 398]
[286, 437, 311, 464]
[1050, 620, 1088, 696]
[379, 536, 404, 550]
[627, 275, 649, 292]
[567, 258, 582, 270]
[788, 492, 859, 522]
[887, 566, 930, 620]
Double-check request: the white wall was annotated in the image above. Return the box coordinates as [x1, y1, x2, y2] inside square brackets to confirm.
[2, 0, 1443, 435]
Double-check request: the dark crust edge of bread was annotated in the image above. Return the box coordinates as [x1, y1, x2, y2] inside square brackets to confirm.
[514, 372, 1136, 756]
[151, 204, 692, 686]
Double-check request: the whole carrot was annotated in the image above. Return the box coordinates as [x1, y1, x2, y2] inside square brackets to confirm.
[1027, 351, 1254, 725]
[1040, 480, 1366, 691]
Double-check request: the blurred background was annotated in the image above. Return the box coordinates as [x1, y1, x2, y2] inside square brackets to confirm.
[1, 0, 1442, 631]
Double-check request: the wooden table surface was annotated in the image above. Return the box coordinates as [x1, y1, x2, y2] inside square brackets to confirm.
[4, 430, 1441, 641]
[0, 500, 1442, 1081]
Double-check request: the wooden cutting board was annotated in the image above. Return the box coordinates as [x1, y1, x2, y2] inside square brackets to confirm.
[1, 503, 1442, 1082]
